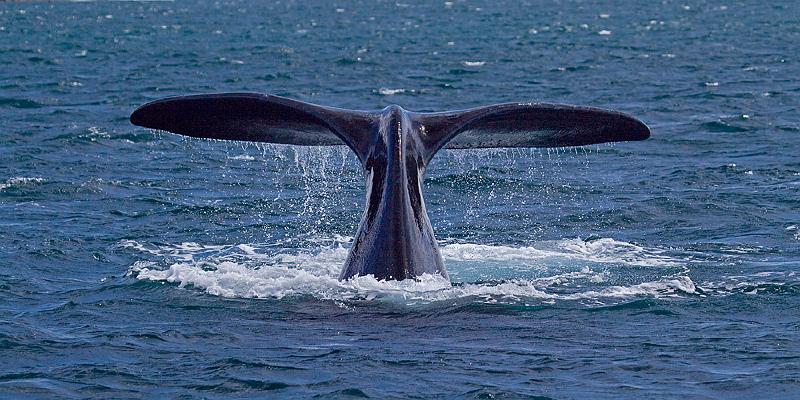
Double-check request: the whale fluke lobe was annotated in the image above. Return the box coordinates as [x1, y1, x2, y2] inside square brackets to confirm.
[414, 103, 650, 163]
[130, 93, 377, 161]
[131, 93, 650, 281]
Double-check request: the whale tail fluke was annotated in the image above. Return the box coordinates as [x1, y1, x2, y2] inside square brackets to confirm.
[130, 93, 650, 282]
[130, 93, 650, 164]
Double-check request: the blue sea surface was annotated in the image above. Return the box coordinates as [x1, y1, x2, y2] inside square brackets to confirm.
[2, 0, 799, 398]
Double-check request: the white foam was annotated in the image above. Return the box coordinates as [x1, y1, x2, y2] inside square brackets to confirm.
[227, 154, 255, 161]
[124, 238, 690, 304]
[0, 177, 44, 190]
[378, 88, 405, 95]
[426, 275, 697, 303]
[441, 238, 679, 267]
[700, 270, 799, 295]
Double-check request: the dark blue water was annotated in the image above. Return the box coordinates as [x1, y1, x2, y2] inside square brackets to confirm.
[2, 0, 799, 398]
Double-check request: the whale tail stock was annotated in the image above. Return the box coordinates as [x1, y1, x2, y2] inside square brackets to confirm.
[131, 93, 649, 281]
[129, 92, 649, 165]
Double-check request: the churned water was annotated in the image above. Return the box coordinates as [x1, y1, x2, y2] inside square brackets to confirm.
[2, 0, 799, 398]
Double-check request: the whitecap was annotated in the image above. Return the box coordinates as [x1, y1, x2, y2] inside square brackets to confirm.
[378, 88, 405, 95]
[227, 154, 255, 161]
[0, 177, 45, 191]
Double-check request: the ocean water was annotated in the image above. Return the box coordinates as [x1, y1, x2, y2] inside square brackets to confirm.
[2, 0, 799, 398]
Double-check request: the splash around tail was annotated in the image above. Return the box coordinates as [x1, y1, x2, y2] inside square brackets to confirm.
[130, 93, 649, 281]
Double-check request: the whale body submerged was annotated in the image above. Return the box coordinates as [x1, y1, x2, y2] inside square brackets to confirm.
[130, 93, 649, 281]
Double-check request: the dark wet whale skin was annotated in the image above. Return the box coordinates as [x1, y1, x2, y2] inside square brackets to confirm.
[341, 105, 446, 281]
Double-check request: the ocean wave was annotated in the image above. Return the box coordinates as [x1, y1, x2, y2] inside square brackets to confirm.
[0, 97, 44, 109]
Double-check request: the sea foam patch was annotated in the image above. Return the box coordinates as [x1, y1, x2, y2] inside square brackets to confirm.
[0, 177, 44, 191]
[441, 238, 679, 267]
[123, 238, 696, 304]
